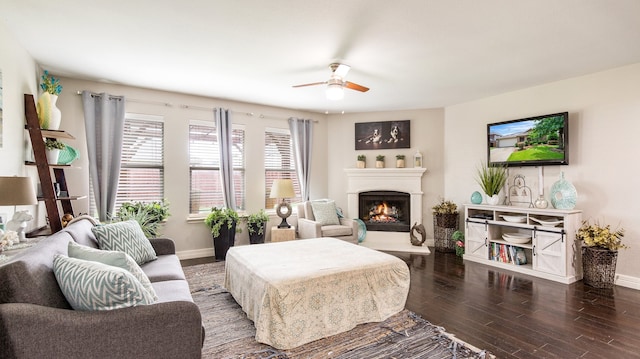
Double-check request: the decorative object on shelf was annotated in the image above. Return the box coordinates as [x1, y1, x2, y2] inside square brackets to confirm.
[0, 230, 19, 253]
[534, 166, 548, 208]
[577, 219, 626, 288]
[474, 161, 507, 205]
[534, 196, 548, 209]
[432, 198, 459, 252]
[57, 144, 80, 165]
[205, 207, 239, 260]
[470, 191, 482, 204]
[44, 138, 65, 164]
[452, 230, 465, 257]
[413, 150, 422, 168]
[506, 174, 533, 207]
[269, 179, 295, 228]
[355, 120, 410, 150]
[37, 70, 63, 130]
[396, 154, 405, 168]
[550, 171, 577, 209]
[0, 177, 38, 242]
[356, 155, 366, 168]
[247, 209, 269, 244]
[61, 213, 74, 227]
[375, 155, 385, 168]
[409, 222, 426, 246]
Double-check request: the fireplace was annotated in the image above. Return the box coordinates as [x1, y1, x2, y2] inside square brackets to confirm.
[359, 191, 410, 232]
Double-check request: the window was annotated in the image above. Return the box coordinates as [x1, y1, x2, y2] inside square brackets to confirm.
[89, 114, 164, 218]
[189, 121, 245, 214]
[264, 128, 301, 208]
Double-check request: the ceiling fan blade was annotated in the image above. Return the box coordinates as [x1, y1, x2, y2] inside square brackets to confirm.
[292, 81, 326, 88]
[333, 64, 350, 78]
[345, 81, 369, 92]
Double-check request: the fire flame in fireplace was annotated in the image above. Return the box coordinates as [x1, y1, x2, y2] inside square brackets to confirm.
[368, 201, 399, 223]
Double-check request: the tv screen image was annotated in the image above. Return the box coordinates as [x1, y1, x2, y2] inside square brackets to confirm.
[487, 112, 569, 167]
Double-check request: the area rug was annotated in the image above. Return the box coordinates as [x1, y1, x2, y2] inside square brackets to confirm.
[184, 262, 492, 359]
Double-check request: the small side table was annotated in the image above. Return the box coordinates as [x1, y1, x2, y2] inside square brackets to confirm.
[271, 226, 296, 242]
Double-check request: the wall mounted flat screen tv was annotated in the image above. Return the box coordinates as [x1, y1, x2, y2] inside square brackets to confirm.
[487, 112, 569, 167]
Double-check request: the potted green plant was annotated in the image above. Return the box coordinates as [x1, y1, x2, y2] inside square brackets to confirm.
[357, 155, 366, 168]
[375, 155, 385, 168]
[396, 154, 405, 168]
[205, 207, 240, 260]
[44, 138, 65, 164]
[475, 162, 508, 205]
[452, 230, 465, 257]
[115, 199, 170, 238]
[432, 198, 459, 252]
[247, 209, 269, 244]
[577, 219, 627, 288]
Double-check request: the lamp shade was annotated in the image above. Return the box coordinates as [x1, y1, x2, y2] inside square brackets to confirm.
[0, 176, 38, 206]
[269, 179, 295, 199]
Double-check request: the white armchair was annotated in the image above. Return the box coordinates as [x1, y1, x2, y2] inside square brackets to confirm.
[296, 200, 359, 244]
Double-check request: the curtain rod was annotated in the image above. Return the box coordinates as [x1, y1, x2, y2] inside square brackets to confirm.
[76, 91, 173, 107]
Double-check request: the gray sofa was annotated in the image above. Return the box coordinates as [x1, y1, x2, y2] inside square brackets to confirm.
[0, 217, 203, 359]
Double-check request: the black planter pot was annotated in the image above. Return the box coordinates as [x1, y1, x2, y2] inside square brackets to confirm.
[248, 223, 266, 244]
[212, 220, 236, 260]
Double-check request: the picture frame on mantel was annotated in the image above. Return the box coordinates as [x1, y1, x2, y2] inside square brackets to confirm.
[355, 120, 410, 150]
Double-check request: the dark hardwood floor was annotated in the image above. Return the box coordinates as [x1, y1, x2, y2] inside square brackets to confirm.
[182, 249, 640, 359]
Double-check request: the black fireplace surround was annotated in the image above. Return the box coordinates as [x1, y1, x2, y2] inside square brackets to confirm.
[358, 190, 410, 232]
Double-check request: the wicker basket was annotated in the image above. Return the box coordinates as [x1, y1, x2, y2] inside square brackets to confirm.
[433, 214, 459, 252]
[582, 246, 618, 288]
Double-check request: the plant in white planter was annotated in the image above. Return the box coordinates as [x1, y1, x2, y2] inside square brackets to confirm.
[357, 155, 366, 168]
[475, 162, 507, 205]
[375, 155, 385, 168]
[44, 138, 65, 165]
[396, 154, 405, 168]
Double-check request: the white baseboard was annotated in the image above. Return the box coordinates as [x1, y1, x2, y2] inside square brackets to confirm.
[177, 248, 214, 260]
[615, 274, 640, 290]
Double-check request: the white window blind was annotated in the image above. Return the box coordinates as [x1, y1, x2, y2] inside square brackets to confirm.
[189, 121, 245, 214]
[264, 128, 301, 208]
[89, 114, 164, 218]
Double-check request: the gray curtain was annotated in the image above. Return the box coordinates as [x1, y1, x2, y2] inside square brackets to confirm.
[215, 108, 236, 209]
[288, 118, 313, 201]
[81, 91, 125, 221]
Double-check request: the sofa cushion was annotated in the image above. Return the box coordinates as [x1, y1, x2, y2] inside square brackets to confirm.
[53, 254, 156, 311]
[151, 279, 194, 303]
[0, 231, 73, 308]
[92, 220, 157, 265]
[321, 224, 353, 237]
[140, 255, 186, 282]
[63, 215, 100, 248]
[67, 241, 158, 301]
[310, 200, 340, 226]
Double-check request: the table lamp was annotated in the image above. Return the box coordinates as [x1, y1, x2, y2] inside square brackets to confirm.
[0, 176, 38, 241]
[270, 179, 295, 228]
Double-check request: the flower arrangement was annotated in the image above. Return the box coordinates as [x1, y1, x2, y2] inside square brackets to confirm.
[452, 230, 465, 257]
[432, 198, 458, 215]
[44, 138, 66, 150]
[576, 219, 626, 251]
[40, 70, 63, 95]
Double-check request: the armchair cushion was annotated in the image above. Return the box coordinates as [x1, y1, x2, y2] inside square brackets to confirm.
[310, 200, 340, 226]
[321, 224, 353, 237]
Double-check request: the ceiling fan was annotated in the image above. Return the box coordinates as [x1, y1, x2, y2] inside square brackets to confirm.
[293, 63, 369, 100]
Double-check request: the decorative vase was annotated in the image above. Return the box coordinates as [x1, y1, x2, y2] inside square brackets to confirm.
[396, 159, 405, 168]
[550, 172, 577, 209]
[357, 160, 366, 168]
[486, 194, 500, 205]
[582, 246, 618, 288]
[45, 149, 60, 164]
[470, 191, 483, 204]
[534, 195, 549, 209]
[37, 92, 62, 130]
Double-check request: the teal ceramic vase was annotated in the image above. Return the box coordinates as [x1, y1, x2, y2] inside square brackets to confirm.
[550, 172, 577, 209]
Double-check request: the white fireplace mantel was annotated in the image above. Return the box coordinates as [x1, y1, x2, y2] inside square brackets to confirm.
[344, 167, 426, 226]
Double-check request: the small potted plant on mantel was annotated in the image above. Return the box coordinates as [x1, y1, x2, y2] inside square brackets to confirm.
[396, 154, 405, 168]
[357, 155, 366, 168]
[44, 138, 65, 165]
[375, 155, 385, 168]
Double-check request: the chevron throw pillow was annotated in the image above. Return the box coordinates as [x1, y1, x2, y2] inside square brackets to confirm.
[92, 220, 157, 265]
[68, 241, 158, 301]
[53, 255, 156, 311]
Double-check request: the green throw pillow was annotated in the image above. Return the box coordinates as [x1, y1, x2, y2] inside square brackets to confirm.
[68, 241, 158, 302]
[311, 200, 340, 226]
[53, 255, 156, 311]
[92, 220, 157, 265]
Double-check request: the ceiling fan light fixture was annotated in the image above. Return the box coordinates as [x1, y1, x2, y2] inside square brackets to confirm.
[326, 83, 344, 101]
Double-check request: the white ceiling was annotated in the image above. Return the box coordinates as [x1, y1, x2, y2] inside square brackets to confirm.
[3, 0, 640, 114]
